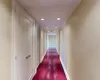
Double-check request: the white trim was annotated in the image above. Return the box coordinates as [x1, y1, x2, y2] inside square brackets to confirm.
[60, 58, 70, 80]
[28, 71, 35, 80]
[28, 50, 47, 80]
[11, 0, 16, 80]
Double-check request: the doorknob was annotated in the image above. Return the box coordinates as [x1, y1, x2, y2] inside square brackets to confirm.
[15, 56, 17, 60]
[26, 55, 31, 59]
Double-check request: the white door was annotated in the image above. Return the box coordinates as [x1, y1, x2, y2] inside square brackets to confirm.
[14, 19, 28, 80]
[14, 3, 34, 80]
[27, 22, 34, 79]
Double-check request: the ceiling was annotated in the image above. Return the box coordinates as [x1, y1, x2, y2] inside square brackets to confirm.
[18, 0, 81, 30]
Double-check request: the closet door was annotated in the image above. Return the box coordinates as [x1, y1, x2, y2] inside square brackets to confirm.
[14, 2, 34, 80]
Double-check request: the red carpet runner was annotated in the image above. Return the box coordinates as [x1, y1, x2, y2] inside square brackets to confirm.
[32, 48, 67, 80]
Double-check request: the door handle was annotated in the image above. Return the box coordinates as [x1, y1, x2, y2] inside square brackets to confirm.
[15, 56, 17, 60]
[26, 55, 31, 59]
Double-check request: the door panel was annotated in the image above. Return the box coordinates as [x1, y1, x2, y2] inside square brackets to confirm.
[14, 3, 34, 80]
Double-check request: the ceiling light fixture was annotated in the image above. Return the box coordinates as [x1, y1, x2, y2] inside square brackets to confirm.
[57, 18, 60, 20]
[41, 18, 44, 20]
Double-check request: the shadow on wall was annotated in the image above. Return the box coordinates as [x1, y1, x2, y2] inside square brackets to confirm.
[68, 0, 97, 27]
[0, 0, 12, 80]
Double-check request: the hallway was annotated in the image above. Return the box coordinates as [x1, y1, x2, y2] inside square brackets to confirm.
[1, 0, 100, 80]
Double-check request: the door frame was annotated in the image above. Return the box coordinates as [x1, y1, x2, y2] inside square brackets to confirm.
[11, 0, 36, 80]
[11, 0, 16, 80]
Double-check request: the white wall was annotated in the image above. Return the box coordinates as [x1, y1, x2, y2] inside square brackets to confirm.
[61, 0, 100, 80]
[35, 23, 41, 64]
[0, 0, 12, 80]
[40, 29, 46, 60]
[60, 27, 71, 79]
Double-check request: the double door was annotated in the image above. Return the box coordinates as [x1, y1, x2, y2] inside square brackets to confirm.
[14, 2, 34, 80]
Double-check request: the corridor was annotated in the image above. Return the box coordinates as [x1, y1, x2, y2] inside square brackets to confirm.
[1, 0, 100, 80]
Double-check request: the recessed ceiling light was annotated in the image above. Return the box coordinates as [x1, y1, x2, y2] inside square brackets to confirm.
[55, 27, 57, 28]
[48, 31, 50, 32]
[41, 18, 44, 20]
[57, 18, 60, 20]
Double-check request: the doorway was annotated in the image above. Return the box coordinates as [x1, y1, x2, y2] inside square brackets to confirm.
[46, 32, 58, 51]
